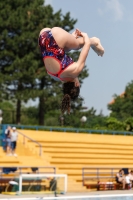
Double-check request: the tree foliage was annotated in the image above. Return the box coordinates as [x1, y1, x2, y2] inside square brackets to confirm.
[108, 81, 133, 121]
[0, 101, 15, 124]
[106, 117, 124, 131]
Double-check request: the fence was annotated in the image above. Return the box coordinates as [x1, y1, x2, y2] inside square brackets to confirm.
[2, 124, 133, 135]
[82, 167, 130, 186]
[0, 166, 56, 178]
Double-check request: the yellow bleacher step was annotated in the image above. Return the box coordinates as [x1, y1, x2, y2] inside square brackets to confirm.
[42, 148, 133, 154]
[21, 130, 133, 143]
[35, 142, 133, 150]
[50, 153, 133, 159]
[55, 164, 133, 170]
[56, 169, 117, 176]
[50, 158, 133, 164]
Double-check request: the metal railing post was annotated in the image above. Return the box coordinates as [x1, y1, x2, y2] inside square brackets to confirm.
[23, 135, 25, 145]
[39, 146, 42, 156]
[82, 168, 84, 186]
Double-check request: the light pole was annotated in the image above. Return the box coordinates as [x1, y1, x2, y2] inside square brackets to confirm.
[80, 116, 87, 126]
[0, 109, 3, 125]
[60, 116, 64, 126]
[0, 110, 3, 143]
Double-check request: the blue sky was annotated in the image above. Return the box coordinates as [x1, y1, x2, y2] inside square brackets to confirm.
[45, 0, 133, 115]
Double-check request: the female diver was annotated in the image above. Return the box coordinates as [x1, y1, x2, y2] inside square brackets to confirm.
[38, 27, 104, 114]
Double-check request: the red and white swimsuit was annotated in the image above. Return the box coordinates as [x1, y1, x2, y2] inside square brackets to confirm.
[38, 30, 74, 81]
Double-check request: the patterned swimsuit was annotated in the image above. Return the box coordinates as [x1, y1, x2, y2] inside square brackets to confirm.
[38, 30, 74, 81]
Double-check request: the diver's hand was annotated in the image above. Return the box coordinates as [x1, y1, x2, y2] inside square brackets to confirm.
[73, 77, 80, 87]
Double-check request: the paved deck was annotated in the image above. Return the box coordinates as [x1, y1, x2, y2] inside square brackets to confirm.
[1, 190, 133, 199]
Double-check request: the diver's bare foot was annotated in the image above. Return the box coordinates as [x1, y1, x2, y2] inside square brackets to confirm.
[72, 29, 82, 38]
[90, 37, 104, 56]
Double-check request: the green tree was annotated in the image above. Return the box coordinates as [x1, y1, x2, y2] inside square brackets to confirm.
[108, 80, 133, 121]
[21, 106, 38, 125]
[106, 117, 124, 131]
[78, 108, 107, 129]
[124, 117, 133, 132]
[0, 0, 44, 123]
[0, 101, 15, 124]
